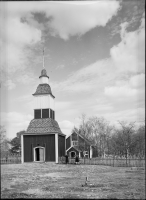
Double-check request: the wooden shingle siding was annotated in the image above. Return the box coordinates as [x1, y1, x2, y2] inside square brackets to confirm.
[33, 84, 54, 97]
[26, 118, 63, 134]
[58, 135, 65, 157]
[24, 135, 55, 162]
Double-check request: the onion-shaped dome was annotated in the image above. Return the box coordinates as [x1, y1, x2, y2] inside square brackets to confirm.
[39, 69, 49, 79]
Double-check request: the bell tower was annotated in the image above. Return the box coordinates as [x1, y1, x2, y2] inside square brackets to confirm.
[32, 49, 55, 120]
[21, 47, 66, 164]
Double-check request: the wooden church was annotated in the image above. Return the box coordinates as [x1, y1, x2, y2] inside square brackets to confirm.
[21, 64, 66, 163]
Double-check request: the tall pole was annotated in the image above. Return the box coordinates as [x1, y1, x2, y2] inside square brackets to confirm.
[43, 47, 45, 69]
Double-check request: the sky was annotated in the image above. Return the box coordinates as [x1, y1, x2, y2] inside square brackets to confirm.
[0, 0, 145, 139]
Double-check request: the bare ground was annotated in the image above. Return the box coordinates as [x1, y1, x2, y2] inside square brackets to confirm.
[1, 162, 145, 199]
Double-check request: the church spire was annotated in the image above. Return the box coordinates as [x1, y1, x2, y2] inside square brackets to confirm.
[43, 47, 45, 69]
[39, 47, 49, 83]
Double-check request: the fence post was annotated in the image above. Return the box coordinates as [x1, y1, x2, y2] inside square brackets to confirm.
[113, 156, 115, 167]
[126, 157, 127, 167]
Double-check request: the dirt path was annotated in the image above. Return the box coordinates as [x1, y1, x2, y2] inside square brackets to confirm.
[1, 162, 145, 199]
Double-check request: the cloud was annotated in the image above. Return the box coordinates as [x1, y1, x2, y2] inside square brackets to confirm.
[59, 120, 74, 129]
[1, 112, 33, 138]
[3, 17, 41, 46]
[55, 101, 72, 111]
[0, 3, 42, 81]
[105, 85, 137, 97]
[52, 58, 116, 93]
[56, 64, 65, 70]
[104, 13, 145, 108]
[3, 1, 120, 40]
[46, 1, 120, 40]
[110, 14, 145, 73]
[0, 1, 120, 90]
[103, 108, 145, 127]
[91, 103, 113, 112]
[129, 73, 145, 88]
[1, 17, 41, 64]
[58, 120, 74, 136]
[16, 73, 38, 85]
[4, 79, 16, 90]
[104, 73, 145, 99]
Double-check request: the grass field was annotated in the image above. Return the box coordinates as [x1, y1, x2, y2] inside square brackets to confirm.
[1, 162, 145, 199]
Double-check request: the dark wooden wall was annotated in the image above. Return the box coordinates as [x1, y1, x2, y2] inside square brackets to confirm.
[78, 136, 90, 151]
[72, 132, 78, 140]
[23, 134, 55, 162]
[58, 135, 65, 157]
[92, 147, 98, 157]
[66, 136, 71, 150]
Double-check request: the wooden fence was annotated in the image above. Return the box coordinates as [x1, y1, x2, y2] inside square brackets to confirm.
[1, 154, 145, 167]
[1, 154, 21, 164]
[59, 157, 145, 167]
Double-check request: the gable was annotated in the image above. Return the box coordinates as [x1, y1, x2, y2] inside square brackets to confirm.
[66, 131, 93, 146]
[72, 132, 78, 141]
[66, 146, 80, 153]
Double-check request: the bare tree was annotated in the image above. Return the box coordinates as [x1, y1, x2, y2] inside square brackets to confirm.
[131, 123, 145, 158]
[0, 126, 11, 157]
[73, 115, 115, 158]
[72, 115, 145, 160]
[109, 121, 136, 165]
[87, 116, 114, 157]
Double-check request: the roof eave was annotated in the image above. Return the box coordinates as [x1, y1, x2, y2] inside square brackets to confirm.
[23, 132, 65, 135]
[39, 75, 49, 79]
[32, 93, 55, 98]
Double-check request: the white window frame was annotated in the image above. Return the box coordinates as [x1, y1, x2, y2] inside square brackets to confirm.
[83, 151, 89, 158]
[71, 141, 78, 146]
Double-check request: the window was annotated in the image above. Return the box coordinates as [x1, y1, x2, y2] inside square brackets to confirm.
[83, 151, 89, 157]
[42, 109, 49, 118]
[34, 109, 55, 119]
[50, 109, 55, 119]
[34, 109, 41, 119]
[50, 109, 52, 119]
[84, 151, 88, 155]
[72, 141, 78, 146]
[52, 110, 55, 119]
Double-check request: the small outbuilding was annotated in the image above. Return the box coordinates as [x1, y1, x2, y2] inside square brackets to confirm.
[66, 131, 98, 158]
[21, 68, 66, 163]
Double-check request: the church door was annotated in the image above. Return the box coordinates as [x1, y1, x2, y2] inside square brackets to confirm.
[34, 147, 45, 162]
[70, 151, 76, 158]
[39, 148, 44, 161]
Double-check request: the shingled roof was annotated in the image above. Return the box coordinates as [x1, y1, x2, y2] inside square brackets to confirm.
[24, 118, 65, 136]
[32, 84, 55, 98]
